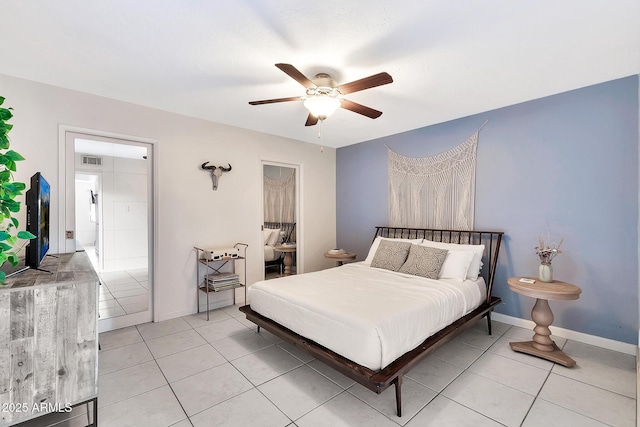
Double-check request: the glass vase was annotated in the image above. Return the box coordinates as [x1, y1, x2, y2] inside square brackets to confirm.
[538, 263, 553, 283]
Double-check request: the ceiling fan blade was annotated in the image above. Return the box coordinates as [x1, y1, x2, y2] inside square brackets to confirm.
[337, 72, 393, 94]
[305, 114, 319, 127]
[275, 63, 316, 89]
[248, 96, 301, 105]
[340, 99, 383, 119]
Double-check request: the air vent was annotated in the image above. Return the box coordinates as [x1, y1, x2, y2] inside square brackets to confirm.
[81, 155, 103, 166]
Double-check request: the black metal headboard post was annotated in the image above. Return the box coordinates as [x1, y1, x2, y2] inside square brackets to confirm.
[373, 226, 504, 303]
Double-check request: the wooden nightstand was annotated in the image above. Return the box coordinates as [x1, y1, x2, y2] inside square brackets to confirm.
[507, 276, 582, 367]
[275, 244, 296, 275]
[324, 251, 356, 266]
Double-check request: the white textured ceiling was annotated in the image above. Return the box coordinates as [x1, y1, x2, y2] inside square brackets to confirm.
[2, 1, 639, 148]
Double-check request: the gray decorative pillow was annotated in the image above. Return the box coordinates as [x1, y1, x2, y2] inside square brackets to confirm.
[399, 244, 449, 279]
[370, 240, 412, 272]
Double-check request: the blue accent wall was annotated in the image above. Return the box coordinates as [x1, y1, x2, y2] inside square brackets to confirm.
[336, 76, 639, 344]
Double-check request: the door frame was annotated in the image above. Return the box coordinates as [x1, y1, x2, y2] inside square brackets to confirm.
[58, 125, 159, 329]
[260, 159, 303, 280]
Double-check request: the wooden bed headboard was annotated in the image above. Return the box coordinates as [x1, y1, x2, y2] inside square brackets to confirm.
[373, 226, 504, 303]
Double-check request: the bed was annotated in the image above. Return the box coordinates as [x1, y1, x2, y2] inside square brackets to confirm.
[263, 222, 296, 274]
[241, 226, 503, 417]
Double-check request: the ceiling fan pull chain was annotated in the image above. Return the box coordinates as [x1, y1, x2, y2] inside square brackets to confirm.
[319, 119, 324, 153]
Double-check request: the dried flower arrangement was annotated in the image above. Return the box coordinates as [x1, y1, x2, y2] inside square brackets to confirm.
[535, 235, 563, 265]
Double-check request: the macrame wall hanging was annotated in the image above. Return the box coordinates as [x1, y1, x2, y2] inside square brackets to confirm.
[387, 120, 488, 230]
[264, 171, 296, 224]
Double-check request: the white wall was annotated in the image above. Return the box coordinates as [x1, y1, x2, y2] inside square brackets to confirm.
[103, 155, 149, 272]
[1, 73, 337, 322]
[75, 152, 150, 271]
[74, 177, 97, 246]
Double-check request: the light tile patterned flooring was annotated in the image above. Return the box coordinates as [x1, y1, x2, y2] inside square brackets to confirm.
[98, 269, 149, 319]
[84, 245, 150, 319]
[24, 306, 637, 427]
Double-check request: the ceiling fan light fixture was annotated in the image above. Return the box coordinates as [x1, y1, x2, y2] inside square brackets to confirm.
[249, 64, 393, 126]
[304, 96, 341, 120]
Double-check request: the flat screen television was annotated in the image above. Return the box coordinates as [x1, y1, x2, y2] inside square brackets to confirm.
[25, 172, 50, 269]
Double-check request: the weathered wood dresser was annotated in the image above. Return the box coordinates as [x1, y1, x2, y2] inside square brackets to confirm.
[0, 252, 99, 426]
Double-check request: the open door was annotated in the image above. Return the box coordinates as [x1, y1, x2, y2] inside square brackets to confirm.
[261, 161, 301, 280]
[62, 129, 155, 331]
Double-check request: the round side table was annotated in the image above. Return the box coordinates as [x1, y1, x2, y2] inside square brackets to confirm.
[275, 244, 296, 275]
[507, 277, 581, 367]
[324, 251, 356, 266]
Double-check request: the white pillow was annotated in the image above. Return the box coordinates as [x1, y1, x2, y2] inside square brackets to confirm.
[436, 248, 475, 281]
[268, 228, 281, 246]
[364, 236, 423, 264]
[263, 228, 280, 246]
[423, 239, 485, 280]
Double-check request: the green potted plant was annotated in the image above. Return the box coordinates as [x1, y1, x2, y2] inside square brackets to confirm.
[0, 96, 35, 283]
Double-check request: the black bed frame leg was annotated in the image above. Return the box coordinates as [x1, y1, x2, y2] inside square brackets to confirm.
[92, 397, 98, 426]
[257, 326, 261, 333]
[486, 311, 492, 335]
[395, 376, 403, 417]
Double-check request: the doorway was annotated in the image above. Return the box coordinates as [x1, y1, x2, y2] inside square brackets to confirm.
[64, 130, 154, 331]
[262, 161, 300, 280]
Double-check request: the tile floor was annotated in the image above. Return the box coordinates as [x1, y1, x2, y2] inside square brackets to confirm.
[97, 269, 149, 319]
[265, 263, 296, 280]
[24, 306, 637, 427]
[84, 244, 150, 319]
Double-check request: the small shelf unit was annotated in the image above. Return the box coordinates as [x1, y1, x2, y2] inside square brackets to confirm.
[195, 243, 248, 320]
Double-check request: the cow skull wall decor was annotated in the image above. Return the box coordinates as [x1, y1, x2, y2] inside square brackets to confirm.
[201, 162, 232, 190]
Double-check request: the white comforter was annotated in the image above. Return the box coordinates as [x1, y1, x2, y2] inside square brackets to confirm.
[264, 245, 281, 262]
[249, 262, 484, 370]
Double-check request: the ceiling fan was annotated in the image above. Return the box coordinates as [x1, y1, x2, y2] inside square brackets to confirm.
[249, 63, 393, 126]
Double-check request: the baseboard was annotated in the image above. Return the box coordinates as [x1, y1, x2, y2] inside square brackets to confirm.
[492, 312, 637, 356]
[158, 297, 236, 322]
[99, 310, 153, 333]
